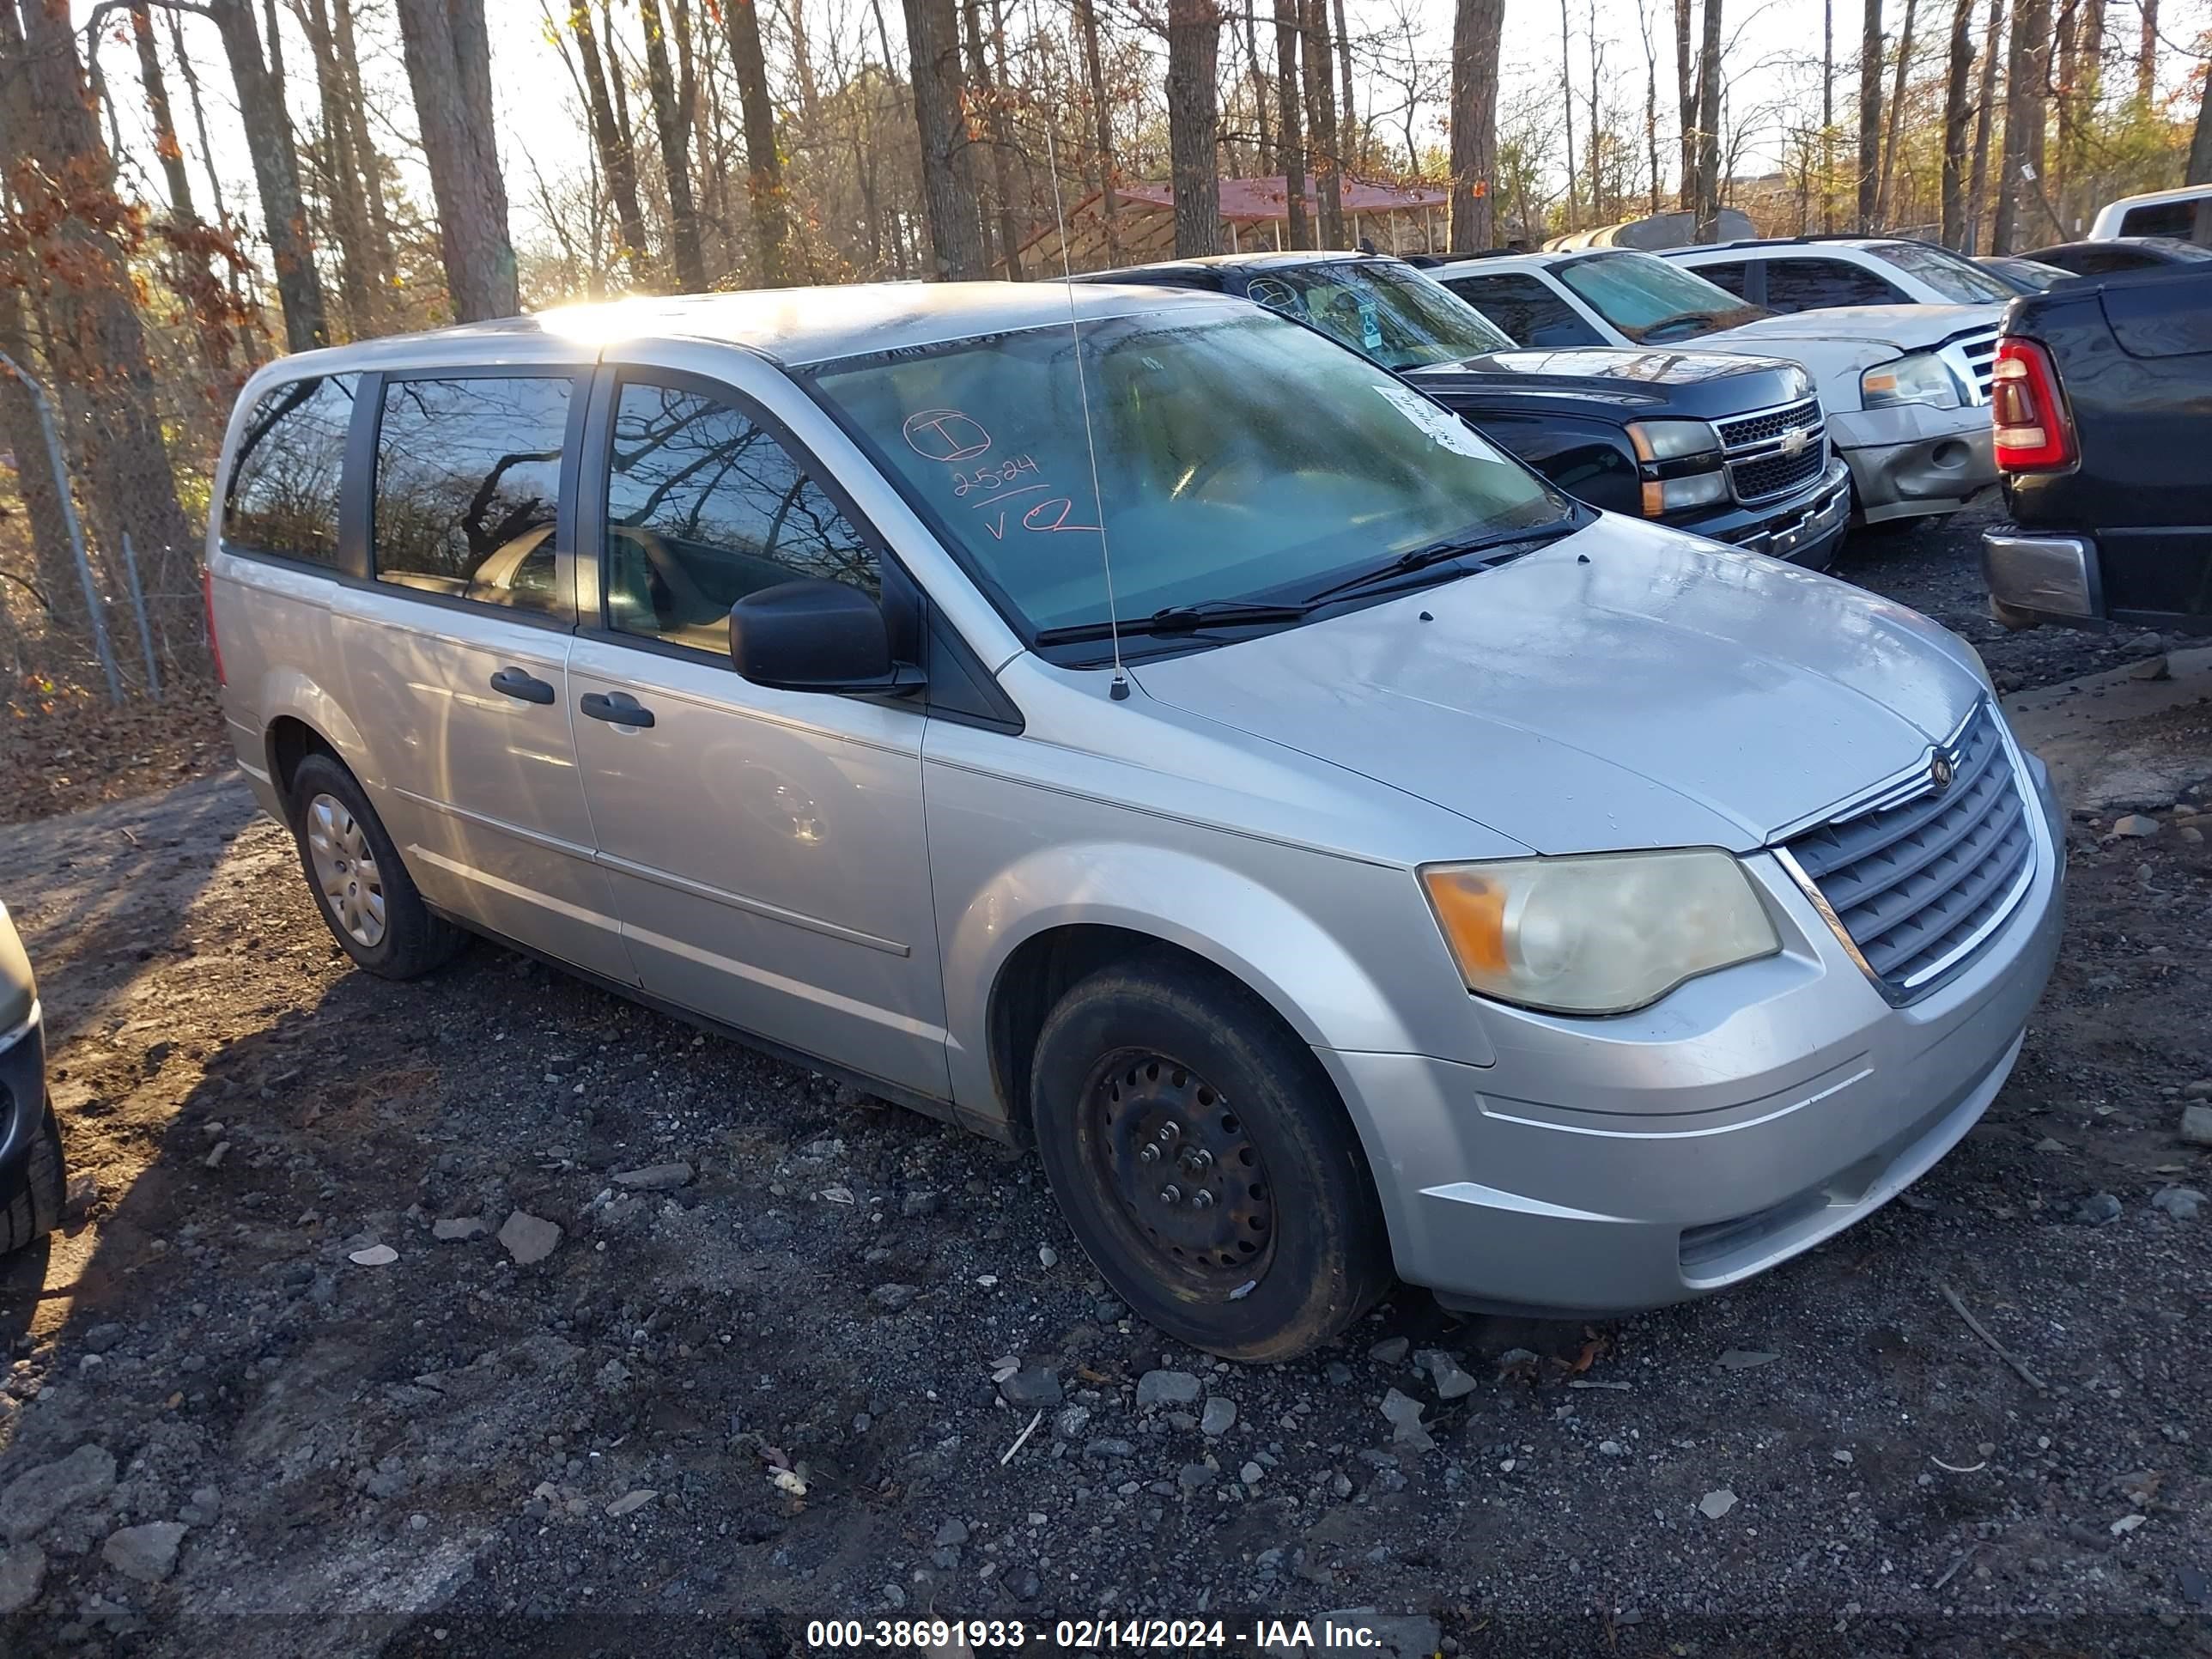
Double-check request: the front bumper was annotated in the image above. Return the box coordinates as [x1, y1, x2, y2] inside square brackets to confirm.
[1982, 526, 2101, 627]
[1318, 739, 2066, 1316]
[1831, 404, 1998, 523]
[0, 1000, 48, 1188]
[1690, 459, 1851, 568]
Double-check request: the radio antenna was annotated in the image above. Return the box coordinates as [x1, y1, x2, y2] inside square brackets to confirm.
[1026, 0, 1128, 699]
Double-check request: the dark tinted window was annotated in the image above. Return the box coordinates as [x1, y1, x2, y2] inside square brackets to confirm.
[1441, 274, 1603, 346]
[1691, 261, 1752, 298]
[373, 376, 571, 613]
[222, 374, 357, 564]
[1761, 258, 1909, 310]
[2117, 202, 2197, 239]
[604, 381, 878, 653]
[2038, 244, 2172, 275]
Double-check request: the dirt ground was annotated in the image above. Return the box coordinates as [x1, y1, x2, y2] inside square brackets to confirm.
[0, 502, 2208, 1658]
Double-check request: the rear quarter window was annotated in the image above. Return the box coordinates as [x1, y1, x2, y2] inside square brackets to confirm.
[222, 374, 359, 565]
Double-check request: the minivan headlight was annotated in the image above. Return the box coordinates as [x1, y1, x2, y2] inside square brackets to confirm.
[1420, 850, 1781, 1015]
[1860, 352, 1962, 410]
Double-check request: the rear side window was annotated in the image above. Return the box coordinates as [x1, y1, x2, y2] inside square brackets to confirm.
[222, 374, 357, 565]
[602, 380, 879, 654]
[1689, 260, 1751, 298]
[2118, 202, 2197, 239]
[1761, 258, 1908, 310]
[373, 376, 573, 614]
[1439, 274, 1602, 346]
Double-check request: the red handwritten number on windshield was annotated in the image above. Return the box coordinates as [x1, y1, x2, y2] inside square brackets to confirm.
[1022, 497, 1101, 535]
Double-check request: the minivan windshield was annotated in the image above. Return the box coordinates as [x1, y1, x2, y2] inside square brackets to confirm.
[1556, 252, 1766, 341]
[1239, 260, 1518, 368]
[1867, 240, 2017, 303]
[808, 308, 1570, 650]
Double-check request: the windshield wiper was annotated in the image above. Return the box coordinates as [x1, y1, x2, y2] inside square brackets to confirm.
[1302, 519, 1577, 607]
[1032, 599, 1312, 647]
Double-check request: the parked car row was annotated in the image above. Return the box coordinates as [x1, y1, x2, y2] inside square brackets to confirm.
[208, 270, 2064, 1360]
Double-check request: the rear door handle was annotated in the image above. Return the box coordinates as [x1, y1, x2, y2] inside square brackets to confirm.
[489, 665, 556, 705]
[580, 690, 655, 728]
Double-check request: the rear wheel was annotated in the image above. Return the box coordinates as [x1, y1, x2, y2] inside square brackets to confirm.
[1030, 955, 1391, 1362]
[0, 1098, 65, 1255]
[288, 754, 463, 980]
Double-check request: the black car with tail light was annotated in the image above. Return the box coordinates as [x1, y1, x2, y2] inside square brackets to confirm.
[1982, 266, 2212, 632]
[1079, 252, 1853, 568]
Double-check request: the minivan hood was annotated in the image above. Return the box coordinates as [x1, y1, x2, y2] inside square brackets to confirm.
[1128, 517, 1983, 856]
[1709, 302, 2003, 355]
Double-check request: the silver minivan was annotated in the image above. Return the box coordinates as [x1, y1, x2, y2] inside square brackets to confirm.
[208, 284, 2064, 1361]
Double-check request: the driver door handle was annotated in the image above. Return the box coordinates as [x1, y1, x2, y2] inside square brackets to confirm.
[580, 690, 656, 728]
[489, 665, 556, 705]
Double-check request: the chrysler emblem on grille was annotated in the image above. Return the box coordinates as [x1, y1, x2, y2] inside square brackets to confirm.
[1930, 754, 1955, 790]
[1780, 426, 1812, 458]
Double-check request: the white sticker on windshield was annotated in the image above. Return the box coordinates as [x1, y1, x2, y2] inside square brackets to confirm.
[1370, 384, 1506, 462]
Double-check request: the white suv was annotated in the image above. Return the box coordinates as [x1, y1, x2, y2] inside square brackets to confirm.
[1661, 237, 2020, 312]
[1427, 248, 2002, 525]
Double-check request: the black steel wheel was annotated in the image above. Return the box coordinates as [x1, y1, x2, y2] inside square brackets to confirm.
[1031, 952, 1391, 1362]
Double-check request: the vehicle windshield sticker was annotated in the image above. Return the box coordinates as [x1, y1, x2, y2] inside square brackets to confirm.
[1370, 384, 1506, 462]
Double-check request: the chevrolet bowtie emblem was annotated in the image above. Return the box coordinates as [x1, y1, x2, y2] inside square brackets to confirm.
[1780, 426, 1811, 458]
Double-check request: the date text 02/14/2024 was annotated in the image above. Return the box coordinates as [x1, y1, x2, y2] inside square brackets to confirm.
[805, 1615, 1408, 1650]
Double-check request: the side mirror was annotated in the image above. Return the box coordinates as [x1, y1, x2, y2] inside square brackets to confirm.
[728, 579, 922, 696]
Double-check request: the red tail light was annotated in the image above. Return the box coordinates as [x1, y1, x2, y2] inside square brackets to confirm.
[203, 564, 225, 686]
[1990, 337, 2076, 472]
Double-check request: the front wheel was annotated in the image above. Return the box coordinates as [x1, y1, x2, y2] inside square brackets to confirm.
[1030, 955, 1392, 1362]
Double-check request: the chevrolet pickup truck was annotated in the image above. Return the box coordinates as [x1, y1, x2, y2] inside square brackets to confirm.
[1981, 267, 2212, 632]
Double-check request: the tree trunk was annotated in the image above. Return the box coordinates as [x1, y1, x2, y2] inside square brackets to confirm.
[2136, 0, 2154, 102]
[129, 5, 196, 226]
[0, 284, 79, 634]
[1302, 0, 1344, 245]
[1561, 0, 1579, 227]
[1245, 0, 1273, 171]
[1273, 0, 1309, 248]
[723, 0, 790, 287]
[1641, 0, 1662, 213]
[1856, 0, 1881, 229]
[959, 0, 997, 275]
[1875, 0, 1917, 223]
[294, 0, 378, 335]
[1588, 0, 1603, 222]
[392, 0, 520, 319]
[574, 2, 654, 283]
[1, 0, 192, 592]
[1167, 0, 1221, 256]
[332, 0, 398, 299]
[1674, 0, 1693, 209]
[1965, 0, 2002, 249]
[1332, 0, 1356, 164]
[2188, 50, 2212, 239]
[1449, 0, 1503, 249]
[987, 0, 1022, 278]
[1822, 0, 1835, 226]
[1991, 0, 2050, 252]
[903, 0, 986, 278]
[1693, 0, 1723, 234]
[1940, 0, 1974, 246]
[207, 0, 329, 349]
[635, 0, 704, 289]
[1074, 0, 1120, 259]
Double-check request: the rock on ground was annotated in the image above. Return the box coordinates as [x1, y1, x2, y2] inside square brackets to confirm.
[498, 1210, 562, 1264]
[1, 1444, 114, 1544]
[611, 1163, 693, 1191]
[102, 1522, 185, 1583]
[0, 1544, 44, 1614]
[1134, 1370, 1201, 1408]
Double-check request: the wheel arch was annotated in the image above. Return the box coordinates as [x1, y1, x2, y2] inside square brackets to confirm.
[258, 667, 374, 818]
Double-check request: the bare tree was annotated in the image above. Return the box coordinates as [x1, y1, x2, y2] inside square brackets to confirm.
[1449, 0, 1504, 249]
[1875, 0, 1917, 222]
[1692, 0, 1723, 234]
[570, 2, 653, 282]
[903, 0, 986, 277]
[1674, 0, 1692, 208]
[1857, 0, 1881, 228]
[1822, 0, 1834, 225]
[723, 0, 790, 286]
[1561, 0, 1579, 227]
[1639, 0, 1662, 214]
[1303, 0, 1345, 245]
[2190, 41, 2212, 239]
[200, 0, 329, 348]
[1991, 0, 2050, 252]
[635, 0, 704, 289]
[1333, 0, 1357, 161]
[1273, 0, 1310, 247]
[1073, 0, 1121, 258]
[2136, 0, 2154, 102]
[392, 0, 520, 319]
[1965, 0, 2002, 247]
[1167, 0, 1221, 255]
[293, 0, 378, 335]
[1940, 0, 1973, 246]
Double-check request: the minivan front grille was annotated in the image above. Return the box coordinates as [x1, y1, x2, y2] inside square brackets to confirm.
[1778, 703, 2034, 1001]
[1716, 395, 1827, 505]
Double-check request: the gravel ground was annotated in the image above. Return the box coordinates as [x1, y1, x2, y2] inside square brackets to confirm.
[0, 506, 2208, 1658]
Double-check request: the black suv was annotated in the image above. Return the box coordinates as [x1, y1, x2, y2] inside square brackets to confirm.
[1082, 252, 1851, 568]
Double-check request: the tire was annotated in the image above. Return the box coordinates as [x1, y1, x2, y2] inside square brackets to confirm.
[0, 1098, 66, 1255]
[1991, 599, 2041, 631]
[1030, 954, 1392, 1363]
[288, 753, 464, 980]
